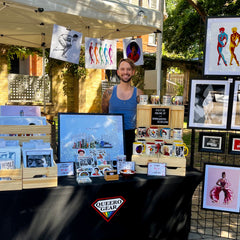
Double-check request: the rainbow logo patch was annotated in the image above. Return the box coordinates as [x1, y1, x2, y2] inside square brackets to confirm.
[91, 196, 126, 222]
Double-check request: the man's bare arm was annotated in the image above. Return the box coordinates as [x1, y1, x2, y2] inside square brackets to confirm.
[136, 88, 144, 103]
[101, 88, 113, 113]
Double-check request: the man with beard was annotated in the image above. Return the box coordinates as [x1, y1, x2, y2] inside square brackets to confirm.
[102, 58, 144, 161]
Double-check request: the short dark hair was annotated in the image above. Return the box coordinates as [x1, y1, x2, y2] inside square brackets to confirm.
[118, 58, 135, 71]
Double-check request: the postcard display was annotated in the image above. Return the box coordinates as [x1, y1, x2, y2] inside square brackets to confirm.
[132, 104, 186, 176]
[0, 106, 57, 190]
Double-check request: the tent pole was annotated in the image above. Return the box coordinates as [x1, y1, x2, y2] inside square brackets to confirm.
[42, 46, 46, 114]
[156, 0, 164, 97]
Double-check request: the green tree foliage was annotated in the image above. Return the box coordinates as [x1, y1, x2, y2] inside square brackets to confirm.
[163, 0, 240, 59]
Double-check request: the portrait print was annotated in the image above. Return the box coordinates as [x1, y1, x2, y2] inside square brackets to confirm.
[202, 164, 240, 213]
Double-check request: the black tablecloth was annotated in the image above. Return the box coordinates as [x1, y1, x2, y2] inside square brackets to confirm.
[0, 167, 202, 240]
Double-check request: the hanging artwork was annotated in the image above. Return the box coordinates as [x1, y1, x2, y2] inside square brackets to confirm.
[202, 163, 240, 213]
[50, 24, 82, 64]
[123, 38, 144, 66]
[85, 37, 117, 69]
[231, 80, 240, 130]
[188, 79, 230, 129]
[204, 16, 240, 76]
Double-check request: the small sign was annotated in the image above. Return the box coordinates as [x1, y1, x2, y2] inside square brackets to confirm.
[147, 162, 166, 176]
[57, 162, 74, 176]
[151, 108, 170, 125]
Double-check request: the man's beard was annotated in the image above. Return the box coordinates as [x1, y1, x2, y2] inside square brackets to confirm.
[121, 76, 132, 83]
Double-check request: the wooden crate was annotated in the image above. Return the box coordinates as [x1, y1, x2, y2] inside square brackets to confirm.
[132, 154, 186, 176]
[0, 168, 22, 191]
[136, 104, 184, 129]
[22, 161, 57, 189]
[0, 124, 51, 146]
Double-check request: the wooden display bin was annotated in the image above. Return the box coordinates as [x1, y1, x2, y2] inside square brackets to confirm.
[22, 161, 58, 189]
[132, 154, 186, 176]
[136, 104, 184, 129]
[0, 124, 51, 145]
[0, 167, 22, 191]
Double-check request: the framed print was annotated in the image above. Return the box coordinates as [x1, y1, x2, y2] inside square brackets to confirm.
[204, 16, 240, 76]
[228, 134, 240, 154]
[58, 113, 124, 162]
[202, 163, 240, 213]
[198, 132, 225, 153]
[231, 80, 240, 129]
[188, 79, 230, 129]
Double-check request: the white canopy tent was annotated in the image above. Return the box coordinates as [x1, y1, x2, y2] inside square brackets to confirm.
[0, 0, 163, 105]
[0, 0, 162, 47]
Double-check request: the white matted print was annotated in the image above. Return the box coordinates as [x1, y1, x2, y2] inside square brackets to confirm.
[188, 79, 230, 129]
[123, 38, 144, 66]
[202, 164, 240, 213]
[85, 37, 116, 69]
[204, 17, 240, 76]
[231, 81, 240, 129]
[50, 24, 82, 64]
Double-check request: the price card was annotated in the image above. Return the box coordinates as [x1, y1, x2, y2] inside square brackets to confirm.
[147, 162, 166, 176]
[57, 162, 74, 176]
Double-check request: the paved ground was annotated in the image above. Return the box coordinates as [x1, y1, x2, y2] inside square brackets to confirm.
[188, 232, 229, 239]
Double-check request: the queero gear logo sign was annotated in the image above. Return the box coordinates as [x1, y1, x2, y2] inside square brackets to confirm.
[91, 196, 126, 222]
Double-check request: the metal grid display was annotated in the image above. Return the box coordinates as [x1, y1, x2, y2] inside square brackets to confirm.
[8, 74, 51, 103]
[190, 129, 240, 239]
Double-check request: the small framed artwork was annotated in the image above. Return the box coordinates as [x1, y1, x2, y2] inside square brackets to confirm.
[204, 16, 240, 76]
[188, 79, 230, 129]
[231, 80, 240, 130]
[228, 134, 240, 154]
[202, 163, 240, 213]
[198, 132, 225, 153]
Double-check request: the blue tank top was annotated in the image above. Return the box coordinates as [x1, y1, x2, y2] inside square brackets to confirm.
[109, 85, 137, 130]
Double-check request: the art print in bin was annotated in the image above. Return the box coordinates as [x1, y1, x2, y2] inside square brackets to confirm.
[27, 154, 52, 168]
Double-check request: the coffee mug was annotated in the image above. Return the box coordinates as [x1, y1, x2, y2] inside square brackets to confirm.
[146, 142, 156, 155]
[147, 127, 159, 138]
[172, 96, 183, 105]
[173, 140, 186, 151]
[162, 143, 173, 156]
[174, 143, 189, 157]
[155, 139, 164, 154]
[150, 95, 160, 105]
[137, 139, 146, 151]
[133, 142, 145, 155]
[162, 95, 171, 105]
[160, 128, 171, 139]
[172, 128, 183, 140]
[136, 126, 147, 138]
[139, 95, 148, 105]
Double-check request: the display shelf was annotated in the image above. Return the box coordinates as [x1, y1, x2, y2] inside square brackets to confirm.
[132, 154, 186, 176]
[136, 104, 184, 129]
[22, 161, 58, 189]
[0, 124, 51, 145]
[0, 167, 22, 191]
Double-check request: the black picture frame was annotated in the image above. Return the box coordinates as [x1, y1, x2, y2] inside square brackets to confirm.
[188, 79, 230, 129]
[228, 134, 240, 155]
[198, 132, 225, 153]
[202, 163, 240, 213]
[58, 113, 125, 163]
[230, 80, 240, 130]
